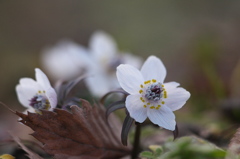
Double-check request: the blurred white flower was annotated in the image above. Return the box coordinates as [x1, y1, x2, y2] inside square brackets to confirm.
[41, 31, 142, 97]
[116, 56, 190, 131]
[41, 40, 90, 81]
[85, 31, 143, 97]
[16, 68, 57, 114]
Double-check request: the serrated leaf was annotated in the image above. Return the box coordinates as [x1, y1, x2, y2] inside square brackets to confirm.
[15, 99, 130, 159]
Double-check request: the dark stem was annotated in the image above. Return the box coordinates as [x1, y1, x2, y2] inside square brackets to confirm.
[131, 122, 141, 159]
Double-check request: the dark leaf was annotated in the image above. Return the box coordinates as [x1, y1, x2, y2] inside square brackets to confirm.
[173, 124, 178, 140]
[55, 75, 87, 105]
[106, 100, 125, 119]
[121, 114, 134, 146]
[15, 99, 130, 159]
[100, 90, 129, 105]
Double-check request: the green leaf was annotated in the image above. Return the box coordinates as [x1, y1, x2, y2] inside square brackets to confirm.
[140, 151, 154, 158]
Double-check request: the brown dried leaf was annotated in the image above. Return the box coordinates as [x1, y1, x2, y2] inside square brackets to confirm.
[10, 133, 43, 159]
[15, 99, 130, 159]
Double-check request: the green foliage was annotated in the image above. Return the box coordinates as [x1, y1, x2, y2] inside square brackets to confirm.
[140, 136, 226, 159]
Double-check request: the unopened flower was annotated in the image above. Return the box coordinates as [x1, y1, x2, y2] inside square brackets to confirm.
[116, 56, 190, 131]
[16, 68, 57, 114]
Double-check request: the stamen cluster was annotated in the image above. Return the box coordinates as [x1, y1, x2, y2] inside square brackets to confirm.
[29, 91, 50, 110]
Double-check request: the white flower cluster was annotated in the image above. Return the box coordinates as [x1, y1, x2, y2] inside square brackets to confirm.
[15, 31, 190, 131]
[41, 31, 142, 97]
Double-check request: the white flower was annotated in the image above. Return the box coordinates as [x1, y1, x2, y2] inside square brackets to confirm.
[116, 56, 190, 131]
[41, 40, 90, 81]
[85, 31, 143, 97]
[16, 68, 57, 114]
[40, 31, 142, 97]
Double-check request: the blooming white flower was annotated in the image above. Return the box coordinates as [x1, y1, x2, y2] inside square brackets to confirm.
[16, 68, 57, 114]
[116, 56, 190, 131]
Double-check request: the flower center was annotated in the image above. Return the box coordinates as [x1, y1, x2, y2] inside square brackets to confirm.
[145, 83, 162, 101]
[29, 91, 50, 112]
[139, 79, 167, 110]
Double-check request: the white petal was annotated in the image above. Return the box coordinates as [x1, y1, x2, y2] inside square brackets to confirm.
[16, 84, 37, 108]
[126, 94, 147, 123]
[147, 105, 176, 131]
[41, 41, 90, 80]
[20, 79, 41, 92]
[116, 64, 144, 94]
[141, 56, 166, 83]
[85, 71, 112, 97]
[90, 31, 117, 62]
[164, 83, 190, 111]
[35, 68, 51, 89]
[164, 81, 180, 89]
[121, 53, 143, 69]
[45, 87, 58, 110]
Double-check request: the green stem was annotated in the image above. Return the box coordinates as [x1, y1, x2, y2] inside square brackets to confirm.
[131, 122, 141, 159]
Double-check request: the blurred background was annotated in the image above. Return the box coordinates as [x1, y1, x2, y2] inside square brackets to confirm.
[1, 0, 240, 156]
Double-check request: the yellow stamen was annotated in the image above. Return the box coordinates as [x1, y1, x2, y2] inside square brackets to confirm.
[139, 90, 143, 94]
[162, 84, 164, 87]
[150, 106, 155, 109]
[144, 80, 151, 84]
[156, 105, 161, 110]
[140, 84, 143, 88]
[161, 101, 165, 104]
[38, 90, 42, 93]
[163, 91, 167, 98]
[147, 103, 150, 105]
[140, 97, 145, 102]
[143, 105, 147, 108]
[152, 79, 156, 83]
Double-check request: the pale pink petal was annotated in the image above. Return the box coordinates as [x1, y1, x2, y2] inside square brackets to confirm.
[116, 64, 144, 94]
[147, 105, 176, 131]
[126, 94, 147, 123]
[141, 56, 166, 83]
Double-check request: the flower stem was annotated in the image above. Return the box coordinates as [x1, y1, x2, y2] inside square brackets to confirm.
[131, 122, 141, 159]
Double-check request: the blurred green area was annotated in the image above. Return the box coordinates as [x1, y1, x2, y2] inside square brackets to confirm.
[1, 0, 240, 157]
[140, 136, 227, 159]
